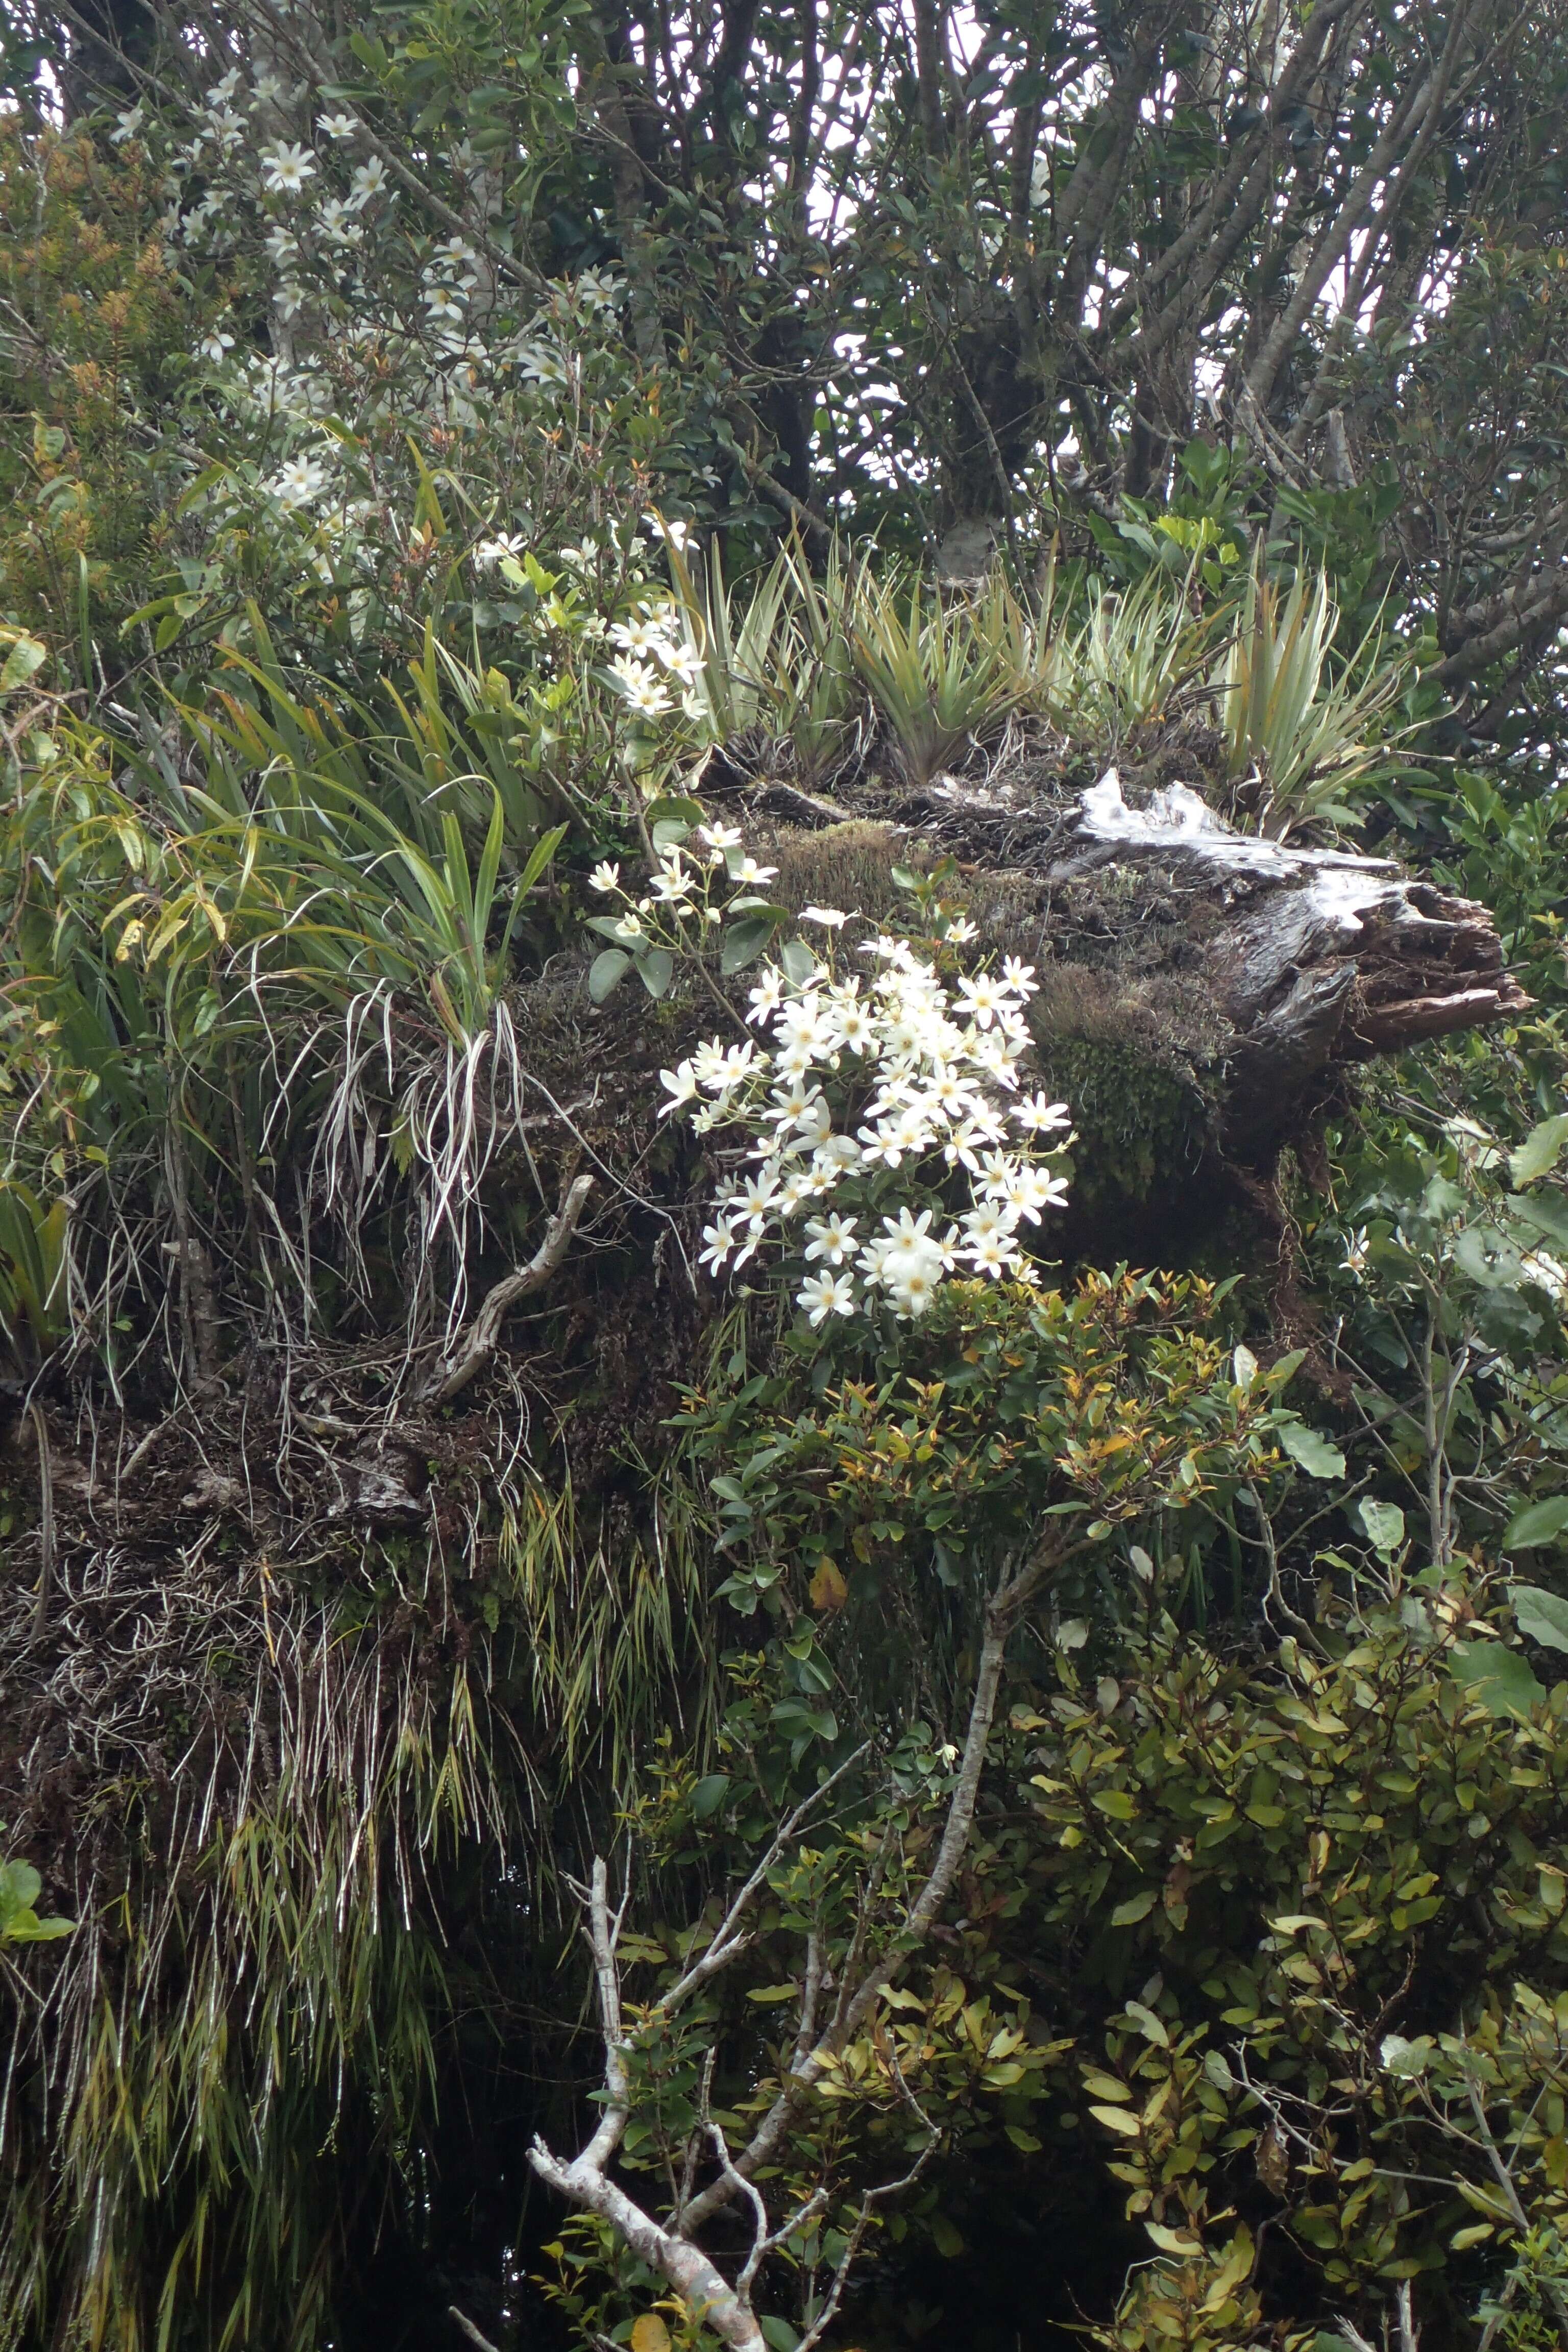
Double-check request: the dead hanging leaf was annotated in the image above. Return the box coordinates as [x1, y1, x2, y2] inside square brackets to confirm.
[810, 1559, 849, 1612]
[1255, 2123, 1290, 2196]
[630, 2317, 672, 2352]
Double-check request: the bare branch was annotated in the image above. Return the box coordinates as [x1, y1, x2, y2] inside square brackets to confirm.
[526, 2136, 771, 2352]
[679, 1538, 1068, 2232]
[1433, 568, 1568, 691]
[418, 1174, 594, 1406]
[1244, 0, 1490, 412]
[448, 2310, 502, 2352]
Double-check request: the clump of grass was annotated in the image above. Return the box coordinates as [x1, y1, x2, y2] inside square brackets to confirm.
[0, 1460, 720, 2352]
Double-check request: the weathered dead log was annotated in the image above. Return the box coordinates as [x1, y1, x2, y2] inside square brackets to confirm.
[1037, 771, 1528, 1160]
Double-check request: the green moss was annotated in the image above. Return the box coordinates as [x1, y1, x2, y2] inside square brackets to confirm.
[1032, 1028, 1212, 1208]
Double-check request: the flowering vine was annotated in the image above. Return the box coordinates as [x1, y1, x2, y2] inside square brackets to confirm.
[588, 833, 1074, 1324]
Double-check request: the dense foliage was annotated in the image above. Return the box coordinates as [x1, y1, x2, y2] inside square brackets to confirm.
[2, 5, 1568, 2352]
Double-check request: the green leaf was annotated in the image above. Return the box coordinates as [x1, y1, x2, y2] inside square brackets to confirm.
[636, 947, 674, 998]
[1110, 1888, 1158, 1926]
[721, 915, 779, 974]
[589, 948, 631, 1002]
[1504, 1496, 1568, 1551]
[514, 821, 569, 898]
[0, 634, 46, 692]
[643, 795, 707, 829]
[746, 1983, 803, 2004]
[0, 1857, 72, 1946]
[779, 937, 818, 987]
[1278, 1421, 1346, 1479]
[692, 1773, 730, 1818]
[1510, 1114, 1568, 1187]
[1448, 1641, 1546, 1718]
[1, 1860, 40, 1913]
[6, 1912, 72, 1943]
[1357, 1499, 1406, 1555]
[1091, 1788, 1137, 1820]
[1511, 1586, 1568, 1654]
[1124, 1999, 1169, 2047]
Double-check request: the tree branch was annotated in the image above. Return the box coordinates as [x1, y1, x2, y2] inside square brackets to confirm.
[678, 1537, 1067, 2233]
[418, 1173, 593, 1405]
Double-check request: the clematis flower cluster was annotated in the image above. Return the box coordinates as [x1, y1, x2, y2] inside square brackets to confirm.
[587, 823, 756, 949]
[604, 600, 706, 719]
[649, 913, 1073, 1324]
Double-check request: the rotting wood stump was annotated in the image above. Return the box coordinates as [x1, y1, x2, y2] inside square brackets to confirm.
[1042, 771, 1529, 1159]
[899, 766, 1531, 1171]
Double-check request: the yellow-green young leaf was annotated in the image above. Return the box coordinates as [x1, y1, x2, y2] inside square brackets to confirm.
[1268, 1915, 1327, 1935]
[1090, 2103, 1143, 2135]
[1200, 2228, 1255, 2313]
[1454, 2179, 1513, 2219]
[745, 1983, 802, 2004]
[630, 2317, 672, 2352]
[808, 1559, 848, 1612]
[1092, 1789, 1137, 1820]
[1450, 2223, 1496, 2251]
[1141, 2077, 1174, 2126]
[1145, 2223, 1203, 2256]
[1081, 2070, 1133, 2101]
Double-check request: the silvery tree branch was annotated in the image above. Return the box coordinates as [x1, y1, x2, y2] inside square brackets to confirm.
[1242, 0, 1495, 413]
[677, 1536, 1070, 2235]
[526, 1537, 1072, 2331]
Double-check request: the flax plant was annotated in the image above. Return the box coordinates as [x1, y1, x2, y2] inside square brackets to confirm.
[1054, 565, 1217, 743]
[1215, 552, 1406, 834]
[849, 569, 1019, 785]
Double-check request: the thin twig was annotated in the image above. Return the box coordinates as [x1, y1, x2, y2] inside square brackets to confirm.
[28, 1399, 54, 1643]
